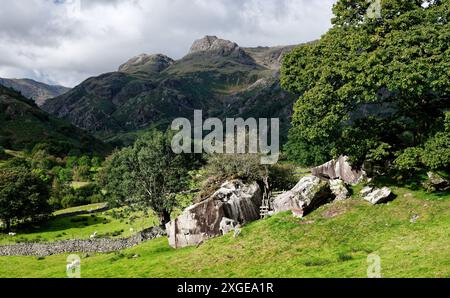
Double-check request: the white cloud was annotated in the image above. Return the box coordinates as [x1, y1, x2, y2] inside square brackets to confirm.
[0, 0, 336, 87]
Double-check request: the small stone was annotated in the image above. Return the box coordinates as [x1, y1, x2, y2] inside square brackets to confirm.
[360, 186, 374, 197]
[410, 215, 420, 223]
[363, 187, 394, 205]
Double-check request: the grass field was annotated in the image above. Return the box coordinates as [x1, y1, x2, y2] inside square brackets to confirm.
[0, 208, 158, 245]
[0, 184, 448, 278]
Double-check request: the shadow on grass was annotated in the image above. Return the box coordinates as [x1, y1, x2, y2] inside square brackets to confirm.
[4, 215, 111, 235]
[372, 171, 450, 199]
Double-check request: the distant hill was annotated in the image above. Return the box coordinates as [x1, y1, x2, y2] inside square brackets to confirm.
[0, 85, 108, 154]
[0, 78, 70, 106]
[43, 36, 299, 145]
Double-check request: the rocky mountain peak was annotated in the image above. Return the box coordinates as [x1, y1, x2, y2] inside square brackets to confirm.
[189, 36, 240, 55]
[118, 53, 174, 74]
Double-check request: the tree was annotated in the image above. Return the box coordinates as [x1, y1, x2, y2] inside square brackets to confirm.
[0, 145, 5, 159]
[0, 168, 51, 230]
[281, 0, 449, 167]
[101, 130, 194, 226]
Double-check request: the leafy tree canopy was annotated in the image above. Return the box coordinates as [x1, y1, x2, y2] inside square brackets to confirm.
[100, 130, 196, 225]
[0, 167, 51, 230]
[281, 0, 449, 168]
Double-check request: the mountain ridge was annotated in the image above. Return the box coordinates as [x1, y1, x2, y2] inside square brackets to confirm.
[43, 36, 301, 145]
[0, 78, 70, 106]
[0, 84, 108, 154]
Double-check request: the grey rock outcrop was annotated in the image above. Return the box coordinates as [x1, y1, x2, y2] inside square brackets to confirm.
[166, 180, 262, 248]
[422, 172, 450, 192]
[219, 218, 238, 235]
[118, 54, 174, 74]
[360, 186, 374, 197]
[0, 227, 166, 257]
[189, 36, 237, 55]
[312, 156, 366, 185]
[188, 36, 254, 64]
[272, 176, 333, 216]
[329, 179, 350, 201]
[362, 187, 394, 204]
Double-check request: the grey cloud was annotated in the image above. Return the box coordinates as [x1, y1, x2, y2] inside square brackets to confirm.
[0, 0, 336, 87]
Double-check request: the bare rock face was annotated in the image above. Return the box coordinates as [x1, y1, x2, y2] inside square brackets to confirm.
[118, 54, 174, 74]
[166, 180, 262, 248]
[312, 156, 366, 185]
[212, 180, 262, 224]
[188, 36, 254, 64]
[360, 186, 374, 197]
[330, 179, 350, 201]
[219, 217, 238, 235]
[362, 187, 394, 204]
[272, 176, 333, 216]
[189, 36, 236, 54]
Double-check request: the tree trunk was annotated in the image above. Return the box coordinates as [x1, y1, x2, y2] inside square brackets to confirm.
[159, 210, 171, 227]
[5, 219, 11, 232]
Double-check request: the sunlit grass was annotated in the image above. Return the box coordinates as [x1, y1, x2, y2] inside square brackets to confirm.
[0, 184, 448, 278]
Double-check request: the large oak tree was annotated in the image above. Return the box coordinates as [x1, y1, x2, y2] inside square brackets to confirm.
[281, 0, 449, 168]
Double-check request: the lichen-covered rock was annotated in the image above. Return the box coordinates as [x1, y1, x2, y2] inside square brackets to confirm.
[188, 36, 254, 64]
[422, 172, 450, 192]
[118, 54, 174, 74]
[362, 187, 394, 204]
[360, 186, 374, 197]
[312, 156, 366, 185]
[166, 197, 225, 249]
[166, 180, 262, 248]
[329, 179, 350, 201]
[272, 176, 333, 215]
[219, 218, 238, 235]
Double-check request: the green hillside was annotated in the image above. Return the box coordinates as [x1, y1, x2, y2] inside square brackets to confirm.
[0, 85, 108, 154]
[0, 78, 70, 106]
[1, 182, 448, 278]
[42, 36, 297, 145]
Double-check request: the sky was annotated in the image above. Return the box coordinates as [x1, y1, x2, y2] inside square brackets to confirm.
[0, 0, 336, 87]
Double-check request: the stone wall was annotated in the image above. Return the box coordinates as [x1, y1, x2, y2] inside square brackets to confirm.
[0, 226, 166, 257]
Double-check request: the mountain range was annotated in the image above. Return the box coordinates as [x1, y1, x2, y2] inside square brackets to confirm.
[42, 36, 299, 146]
[0, 78, 70, 106]
[0, 84, 106, 154]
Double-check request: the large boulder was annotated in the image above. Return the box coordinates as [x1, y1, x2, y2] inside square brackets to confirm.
[166, 197, 225, 249]
[422, 172, 450, 192]
[212, 180, 262, 224]
[272, 176, 333, 216]
[362, 187, 394, 204]
[166, 180, 262, 248]
[329, 179, 350, 201]
[312, 156, 366, 185]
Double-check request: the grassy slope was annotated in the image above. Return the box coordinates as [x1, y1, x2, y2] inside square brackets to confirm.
[0, 184, 448, 278]
[0, 209, 158, 245]
[0, 85, 108, 154]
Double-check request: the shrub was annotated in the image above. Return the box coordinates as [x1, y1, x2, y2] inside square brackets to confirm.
[394, 147, 424, 172]
[61, 194, 90, 209]
[205, 153, 267, 183]
[269, 164, 298, 191]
